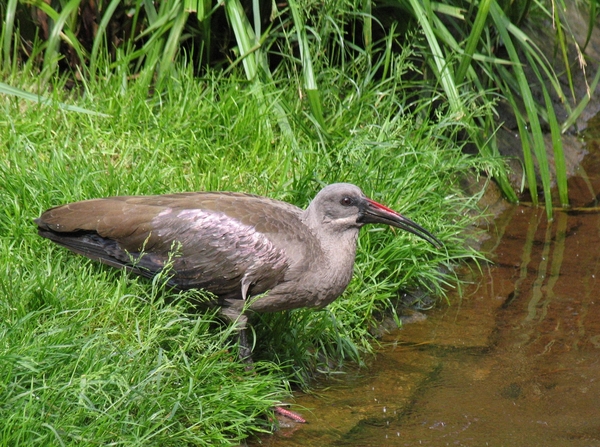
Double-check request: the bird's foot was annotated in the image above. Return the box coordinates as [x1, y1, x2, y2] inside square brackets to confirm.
[273, 405, 306, 423]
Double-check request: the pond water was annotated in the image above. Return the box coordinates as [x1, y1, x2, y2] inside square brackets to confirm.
[255, 128, 600, 446]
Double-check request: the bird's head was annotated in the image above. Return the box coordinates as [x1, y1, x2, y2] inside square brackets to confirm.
[304, 183, 442, 248]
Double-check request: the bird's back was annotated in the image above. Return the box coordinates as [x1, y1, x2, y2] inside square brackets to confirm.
[36, 192, 319, 302]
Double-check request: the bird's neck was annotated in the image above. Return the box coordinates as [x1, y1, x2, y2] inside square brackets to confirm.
[301, 208, 361, 259]
[300, 210, 361, 307]
[313, 229, 359, 307]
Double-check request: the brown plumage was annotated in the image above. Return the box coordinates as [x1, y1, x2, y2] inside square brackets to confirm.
[36, 183, 441, 360]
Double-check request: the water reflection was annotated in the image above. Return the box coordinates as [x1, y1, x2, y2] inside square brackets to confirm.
[256, 147, 600, 446]
[256, 202, 600, 446]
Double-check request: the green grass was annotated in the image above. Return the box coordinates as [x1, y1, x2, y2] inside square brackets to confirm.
[3, 0, 598, 217]
[1, 52, 494, 444]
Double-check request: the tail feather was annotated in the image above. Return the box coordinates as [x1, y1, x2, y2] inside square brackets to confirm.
[36, 226, 162, 282]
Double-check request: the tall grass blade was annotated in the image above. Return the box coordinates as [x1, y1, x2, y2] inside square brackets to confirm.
[430, 13, 515, 70]
[225, 0, 258, 80]
[499, 12, 567, 108]
[252, 0, 261, 45]
[90, 0, 121, 76]
[472, 126, 520, 203]
[405, 0, 461, 115]
[288, 0, 326, 129]
[562, 64, 600, 132]
[552, 3, 575, 100]
[159, 4, 189, 80]
[381, 23, 397, 80]
[533, 63, 568, 206]
[28, 0, 85, 80]
[582, 0, 597, 51]
[144, 0, 159, 24]
[491, 0, 553, 218]
[507, 86, 538, 201]
[138, 2, 179, 37]
[405, 2, 517, 201]
[2, 0, 18, 70]
[189, 0, 213, 65]
[0, 81, 109, 116]
[431, 2, 464, 18]
[184, 0, 200, 11]
[455, 0, 491, 85]
[543, 88, 569, 207]
[126, 2, 185, 76]
[362, 0, 373, 50]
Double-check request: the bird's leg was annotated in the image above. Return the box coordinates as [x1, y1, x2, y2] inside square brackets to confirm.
[219, 306, 305, 423]
[237, 317, 254, 365]
[219, 306, 254, 364]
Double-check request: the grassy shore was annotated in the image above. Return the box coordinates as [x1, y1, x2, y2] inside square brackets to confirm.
[1, 54, 494, 445]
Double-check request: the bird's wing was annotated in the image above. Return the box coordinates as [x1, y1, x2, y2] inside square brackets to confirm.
[36, 192, 314, 299]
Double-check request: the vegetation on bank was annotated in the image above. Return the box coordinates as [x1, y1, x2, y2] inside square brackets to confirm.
[2, 0, 598, 215]
[0, 0, 597, 445]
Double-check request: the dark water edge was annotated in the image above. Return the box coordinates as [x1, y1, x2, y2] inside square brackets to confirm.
[252, 125, 600, 446]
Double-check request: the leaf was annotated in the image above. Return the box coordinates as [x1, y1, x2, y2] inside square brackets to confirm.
[0, 82, 110, 117]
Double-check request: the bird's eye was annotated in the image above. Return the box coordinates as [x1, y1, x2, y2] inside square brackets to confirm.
[340, 197, 354, 206]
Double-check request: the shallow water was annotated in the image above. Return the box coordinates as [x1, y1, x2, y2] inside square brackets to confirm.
[256, 133, 600, 446]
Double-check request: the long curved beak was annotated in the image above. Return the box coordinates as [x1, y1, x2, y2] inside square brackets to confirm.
[359, 198, 443, 248]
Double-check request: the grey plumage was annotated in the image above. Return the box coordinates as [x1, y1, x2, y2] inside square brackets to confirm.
[36, 183, 441, 359]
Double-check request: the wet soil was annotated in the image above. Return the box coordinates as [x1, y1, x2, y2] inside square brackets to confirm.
[254, 131, 600, 446]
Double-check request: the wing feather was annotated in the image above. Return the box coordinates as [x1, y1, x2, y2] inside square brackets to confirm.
[36, 192, 317, 301]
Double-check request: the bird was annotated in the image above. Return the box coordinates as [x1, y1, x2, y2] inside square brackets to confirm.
[35, 183, 442, 361]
